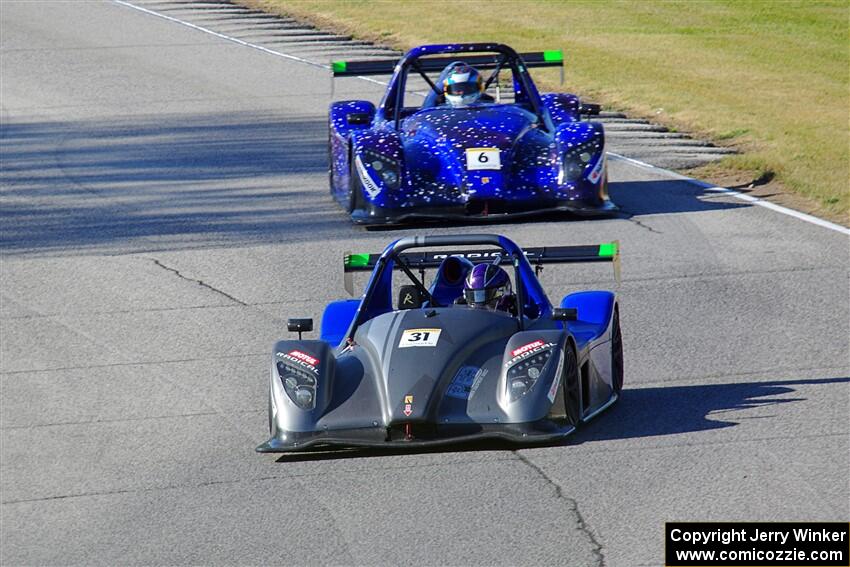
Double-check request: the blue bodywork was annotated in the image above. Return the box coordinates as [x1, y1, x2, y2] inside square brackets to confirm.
[328, 43, 617, 224]
[320, 299, 359, 346]
[321, 288, 616, 351]
[562, 291, 616, 349]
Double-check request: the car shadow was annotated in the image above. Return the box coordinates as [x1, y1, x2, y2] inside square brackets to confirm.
[2, 111, 754, 256]
[0, 112, 353, 255]
[609, 177, 749, 217]
[570, 376, 849, 444]
[273, 376, 848, 463]
[355, 176, 750, 233]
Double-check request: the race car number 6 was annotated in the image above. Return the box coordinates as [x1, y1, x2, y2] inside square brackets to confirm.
[399, 328, 442, 348]
[466, 148, 501, 171]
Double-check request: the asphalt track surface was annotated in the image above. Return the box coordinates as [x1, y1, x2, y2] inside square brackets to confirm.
[1, 2, 848, 566]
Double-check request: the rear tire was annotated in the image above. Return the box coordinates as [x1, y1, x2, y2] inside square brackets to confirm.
[562, 343, 581, 426]
[611, 307, 624, 394]
[327, 128, 336, 195]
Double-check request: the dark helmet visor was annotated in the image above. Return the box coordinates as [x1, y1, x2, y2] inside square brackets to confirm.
[445, 81, 480, 97]
[464, 287, 503, 306]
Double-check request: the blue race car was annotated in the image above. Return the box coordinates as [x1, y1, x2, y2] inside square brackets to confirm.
[328, 43, 617, 225]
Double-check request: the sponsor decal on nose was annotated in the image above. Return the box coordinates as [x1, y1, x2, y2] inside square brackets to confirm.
[289, 350, 318, 366]
[511, 340, 545, 357]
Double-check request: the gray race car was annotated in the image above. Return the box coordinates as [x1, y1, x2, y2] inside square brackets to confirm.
[257, 234, 623, 452]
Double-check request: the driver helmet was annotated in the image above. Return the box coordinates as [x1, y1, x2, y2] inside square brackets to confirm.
[443, 63, 483, 107]
[464, 263, 512, 310]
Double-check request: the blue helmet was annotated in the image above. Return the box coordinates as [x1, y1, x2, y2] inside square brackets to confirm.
[464, 263, 512, 309]
[443, 63, 483, 107]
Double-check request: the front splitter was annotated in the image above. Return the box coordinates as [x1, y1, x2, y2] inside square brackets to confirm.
[350, 200, 618, 226]
[256, 421, 577, 453]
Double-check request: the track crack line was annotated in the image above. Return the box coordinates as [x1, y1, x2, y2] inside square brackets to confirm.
[514, 451, 606, 566]
[147, 257, 247, 305]
[627, 216, 663, 234]
[616, 209, 663, 234]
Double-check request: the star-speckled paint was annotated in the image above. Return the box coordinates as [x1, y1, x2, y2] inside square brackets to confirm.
[328, 43, 616, 224]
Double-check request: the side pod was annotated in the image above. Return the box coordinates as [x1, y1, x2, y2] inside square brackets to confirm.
[320, 299, 359, 347]
[561, 291, 616, 348]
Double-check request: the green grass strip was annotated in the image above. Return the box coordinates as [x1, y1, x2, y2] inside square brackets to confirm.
[256, 0, 848, 218]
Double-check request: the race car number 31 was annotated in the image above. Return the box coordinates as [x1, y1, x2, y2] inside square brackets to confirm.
[465, 148, 501, 171]
[399, 328, 442, 348]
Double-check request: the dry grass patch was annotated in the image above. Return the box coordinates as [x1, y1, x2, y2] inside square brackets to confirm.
[245, 0, 849, 222]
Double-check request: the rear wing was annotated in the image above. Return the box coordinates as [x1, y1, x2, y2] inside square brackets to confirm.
[331, 50, 563, 77]
[343, 241, 620, 295]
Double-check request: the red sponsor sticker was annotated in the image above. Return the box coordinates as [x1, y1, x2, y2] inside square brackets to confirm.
[511, 340, 545, 357]
[289, 350, 318, 367]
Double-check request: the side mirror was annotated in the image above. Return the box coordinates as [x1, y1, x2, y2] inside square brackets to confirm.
[346, 112, 371, 126]
[331, 101, 375, 133]
[552, 308, 578, 321]
[287, 318, 313, 340]
[579, 103, 601, 116]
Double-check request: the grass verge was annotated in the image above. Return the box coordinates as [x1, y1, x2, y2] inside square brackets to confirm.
[244, 0, 848, 224]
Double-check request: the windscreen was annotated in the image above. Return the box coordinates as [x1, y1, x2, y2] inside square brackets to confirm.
[404, 53, 521, 110]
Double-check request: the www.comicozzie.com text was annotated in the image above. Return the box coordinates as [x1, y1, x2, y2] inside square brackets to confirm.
[670, 526, 847, 546]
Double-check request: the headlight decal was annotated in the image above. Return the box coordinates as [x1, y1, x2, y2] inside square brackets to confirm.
[560, 137, 604, 184]
[358, 149, 402, 194]
[276, 350, 319, 410]
[505, 340, 556, 402]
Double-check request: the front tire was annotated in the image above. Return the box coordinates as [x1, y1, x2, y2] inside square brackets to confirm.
[611, 307, 624, 394]
[327, 128, 336, 196]
[562, 343, 581, 426]
[348, 152, 364, 214]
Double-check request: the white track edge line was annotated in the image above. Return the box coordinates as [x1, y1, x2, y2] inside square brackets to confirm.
[114, 0, 849, 237]
[112, 0, 387, 87]
[608, 153, 849, 236]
